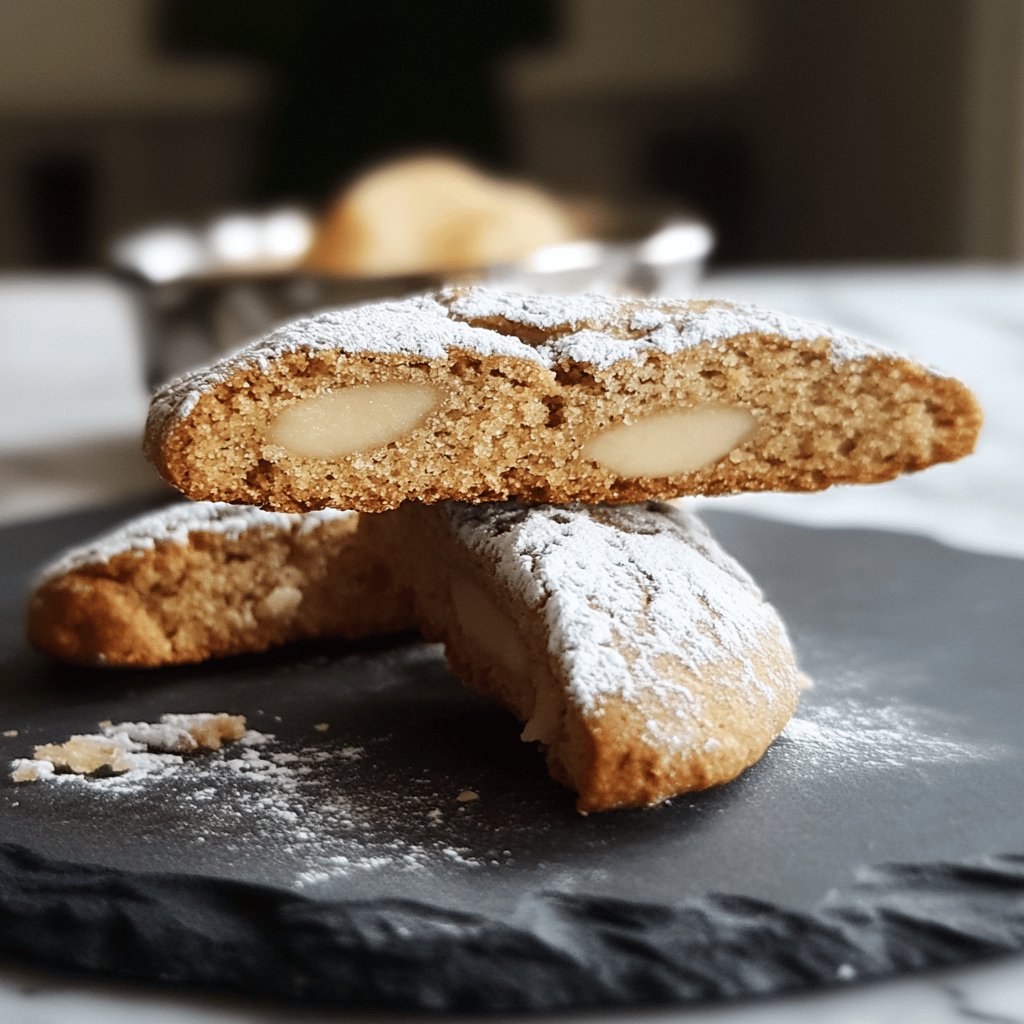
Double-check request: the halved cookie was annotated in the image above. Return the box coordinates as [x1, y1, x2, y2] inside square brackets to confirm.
[145, 287, 981, 513]
[27, 503, 411, 667]
[364, 501, 806, 812]
[28, 499, 802, 811]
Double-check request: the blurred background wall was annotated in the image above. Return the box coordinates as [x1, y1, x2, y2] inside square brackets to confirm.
[0, 0, 1022, 269]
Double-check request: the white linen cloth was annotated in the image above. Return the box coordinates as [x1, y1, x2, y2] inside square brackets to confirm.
[700, 265, 1024, 558]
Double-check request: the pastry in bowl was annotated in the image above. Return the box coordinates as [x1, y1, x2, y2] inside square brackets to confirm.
[303, 155, 576, 276]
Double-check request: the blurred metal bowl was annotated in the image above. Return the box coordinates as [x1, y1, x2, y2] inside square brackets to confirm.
[110, 205, 714, 388]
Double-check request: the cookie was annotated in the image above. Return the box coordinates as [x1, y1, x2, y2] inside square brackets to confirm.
[28, 499, 803, 810]
[303, 154, 576, 276]
[363, 501, 806, 812]
[145, 287, 982, 514]
[27, 503, 411, 667]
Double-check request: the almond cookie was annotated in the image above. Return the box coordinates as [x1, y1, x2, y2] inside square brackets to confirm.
[28, 499, 803, 811]
[303, 154, 576, 276]
[145, 287, 982, 513]
[363, 501, 806, 812]
[27, 503, 411, 667]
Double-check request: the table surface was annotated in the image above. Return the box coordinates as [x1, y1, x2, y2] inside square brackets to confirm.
[1, 264, 1022, 1023]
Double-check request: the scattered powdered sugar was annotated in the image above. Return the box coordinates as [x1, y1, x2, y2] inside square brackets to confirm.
[442, 502, 801, 733]
[112, 718, 197, 754]
[5, 690, 1011, 892]
[9, 759, 55, 783]
[12, 743, 182, 787]
[149, 285, 906, 431]
[100, 712, 247, 755]
[8, 711, 508, 885]
[36, 502, 353, 583]
[779, 695, 1008, 772]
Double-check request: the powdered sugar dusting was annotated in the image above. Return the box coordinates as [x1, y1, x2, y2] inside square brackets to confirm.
[102, 712, 246, 754]
[148, 286, 904, 433]
[439, 286, 894, 368]
[145, 294, 539, 436]
[36, 502, 353, 583]
[9, 710, 515, 885]
[10, 758, 55, 783]
[444, 288, 626, 333]
[442, 502, 801, 730]
[10, 713, 248, 782]
[243, 295, 536, 367]
[779, 694, 1007, 772]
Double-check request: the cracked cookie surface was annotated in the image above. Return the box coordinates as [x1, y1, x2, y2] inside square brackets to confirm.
[27, 502, 411, 667]
[365, 500, 806, 812]
[145, 287, 982, 513]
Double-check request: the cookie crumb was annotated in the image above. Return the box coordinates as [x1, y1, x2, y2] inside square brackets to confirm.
[313, 722, 330, 733]
[456, 789, 479, 803]
[34, 736, 136, 775]
[9, 713, 247, 783]
[10, 758, 54, 783]
[2, 729, 18, 738]
[162, 712, 246, 751]
[239, 729, 272, 747]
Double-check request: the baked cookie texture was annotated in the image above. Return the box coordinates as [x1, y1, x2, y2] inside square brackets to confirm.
[364, 501, 805, 812]
[145, 287, 982, 514]
[27, 503, 411, 667]
[28, 499, 803, 811]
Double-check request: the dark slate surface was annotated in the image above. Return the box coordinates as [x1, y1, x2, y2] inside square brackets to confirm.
[1, 499, 1023, 1011]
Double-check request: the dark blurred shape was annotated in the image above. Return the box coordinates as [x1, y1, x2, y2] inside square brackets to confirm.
[646, 124, 754, 266]
[745, 0, 974, 262]
[1, 0, 1019, 270]
[22, 154, 97, 266]
[160, 0, 556, 203]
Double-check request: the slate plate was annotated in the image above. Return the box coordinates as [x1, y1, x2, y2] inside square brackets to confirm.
[1, 500, 1023, 1012]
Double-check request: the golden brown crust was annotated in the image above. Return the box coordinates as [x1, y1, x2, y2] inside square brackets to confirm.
[145, 292, 982, 514]
[149, 348, 553, 513]
[27, 510, 412, 668]
[562, 645, 799, 812]
[28, 497, 804, 812]
[363, 502, 805, 812]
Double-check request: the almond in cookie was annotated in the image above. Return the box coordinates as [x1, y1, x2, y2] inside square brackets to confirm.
[144, 287, 981, 513]
[364, 500, 807, 812]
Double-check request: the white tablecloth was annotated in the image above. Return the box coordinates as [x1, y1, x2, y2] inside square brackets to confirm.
[699, 265, 1024, 559]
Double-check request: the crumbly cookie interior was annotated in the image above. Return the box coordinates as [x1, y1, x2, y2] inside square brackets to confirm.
[28, 512, 410, 667]
[147, 290, 981, 513]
